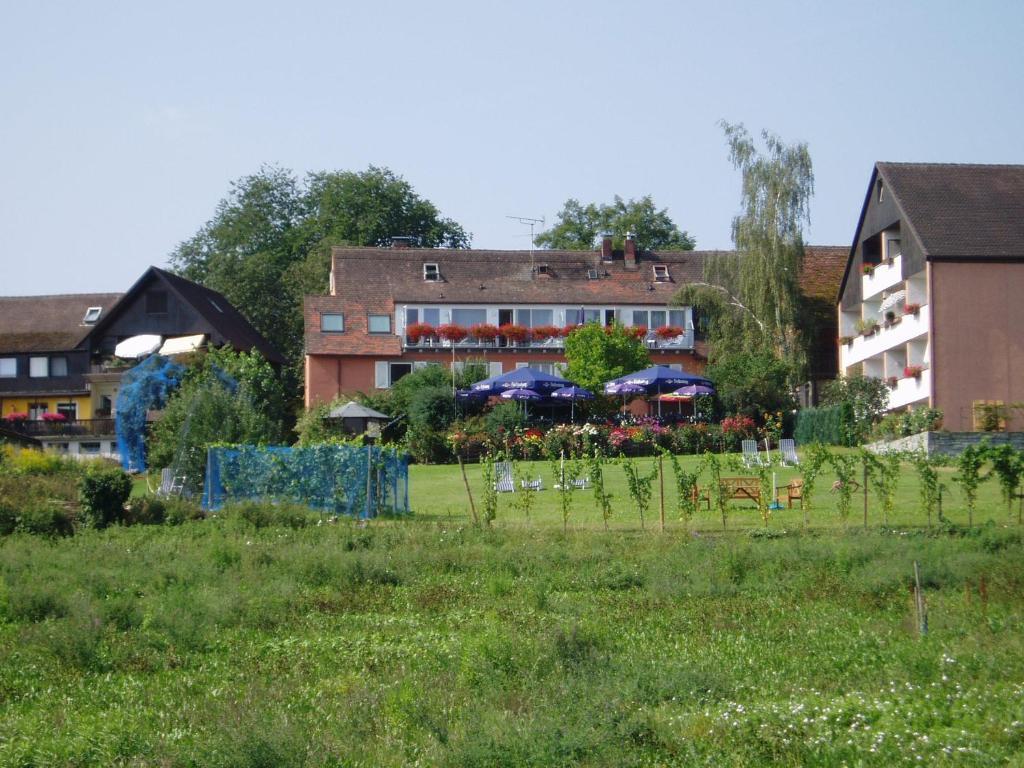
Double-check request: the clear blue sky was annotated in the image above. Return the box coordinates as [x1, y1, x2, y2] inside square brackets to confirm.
[2, 0, 1022, 295]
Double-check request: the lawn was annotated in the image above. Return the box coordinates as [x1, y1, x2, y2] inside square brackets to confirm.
[411, 449, 1020, 532]
[1, 450, 1023, 765]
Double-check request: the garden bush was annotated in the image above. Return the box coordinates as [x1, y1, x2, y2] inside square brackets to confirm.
[794, 402, 857, 446]
[78, 464, 132, 528]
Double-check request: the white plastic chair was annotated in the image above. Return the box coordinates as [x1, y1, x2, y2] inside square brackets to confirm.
[494, 462, 515, 493]
[741, 440, 765, 468]
[779, 438, 800, 466]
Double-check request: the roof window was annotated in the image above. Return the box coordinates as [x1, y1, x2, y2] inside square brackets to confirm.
[423, 263, 440, 281]
[586, 268, 599, 280]
[536, 264, 550, 275]
[653, 265, 670, 282]
[82, 306, 102, 324]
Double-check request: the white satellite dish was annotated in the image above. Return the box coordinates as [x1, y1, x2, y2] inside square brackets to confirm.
[114, 334, 163, 359]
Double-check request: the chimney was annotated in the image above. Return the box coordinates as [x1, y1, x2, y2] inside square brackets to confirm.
[390, 236, 414, 249]
[601, 233, 613, 262]
[624, 231, 638, 270]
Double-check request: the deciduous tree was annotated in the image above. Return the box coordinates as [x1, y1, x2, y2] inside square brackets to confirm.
[536, 196, 695, 251]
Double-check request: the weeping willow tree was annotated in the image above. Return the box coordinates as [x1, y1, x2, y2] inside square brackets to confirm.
[678, 122, 814, 383]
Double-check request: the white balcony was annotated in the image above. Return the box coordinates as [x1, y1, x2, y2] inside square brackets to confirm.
[841, 304, 929, 368]
[862, 255, 903, 300]
[886, 368, 931, 410]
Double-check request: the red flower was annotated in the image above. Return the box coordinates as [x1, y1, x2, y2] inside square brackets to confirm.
[3, 412, 28, 422]
[498, 323, 529, 343]
[654, 325, 684, 340]
[530, 325, 560, 341]
[405, 322, 435, 343]
[469, 323, 500, 342]
[41, 412, 67, 422]
[437, 324, 468, 342]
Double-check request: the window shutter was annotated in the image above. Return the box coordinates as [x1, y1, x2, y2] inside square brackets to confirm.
[375, 361, 389, 389]
[489, 362, 503, 377]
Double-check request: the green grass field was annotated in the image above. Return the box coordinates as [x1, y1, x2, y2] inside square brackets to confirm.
[412, 450, 1020, 532]
[1, 453, 1023, 765]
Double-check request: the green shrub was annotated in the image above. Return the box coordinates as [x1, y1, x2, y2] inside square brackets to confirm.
[124, 497, 167, 525]
[221, 501, 319, 529]
[164, 497, 205, 525]
[794, 402, 856, 446]
[1, 445, 68, 474]
[78, 464, 132, 528]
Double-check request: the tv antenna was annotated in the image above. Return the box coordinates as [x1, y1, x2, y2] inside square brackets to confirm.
[507, 215, 545, 276]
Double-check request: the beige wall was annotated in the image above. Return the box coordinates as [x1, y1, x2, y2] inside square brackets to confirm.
[931, 262, 1024, 431]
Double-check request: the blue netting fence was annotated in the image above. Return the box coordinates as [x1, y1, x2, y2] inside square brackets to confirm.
[116, 354, 185, 473]
[202, 444, 410, 517]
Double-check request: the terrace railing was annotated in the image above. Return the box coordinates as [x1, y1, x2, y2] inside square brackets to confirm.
[4, 418, 117, 438]
[403, 329, 695, 351]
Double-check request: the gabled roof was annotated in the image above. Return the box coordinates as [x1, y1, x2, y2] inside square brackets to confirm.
[326, 245, 846, 308]
[327, 245, 710, 306]
[0, 293, 122, 353]
[877, 162, 1024, 260]
[89, 267, 283, 363]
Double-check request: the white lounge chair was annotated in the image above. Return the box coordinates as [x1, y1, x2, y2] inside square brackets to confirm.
[779, 438, 800, 466]
[741, 440, 765, 468]
[520, 477, 543, 491]
[494, 462, 515, 493]
[154, 466, 187, 498]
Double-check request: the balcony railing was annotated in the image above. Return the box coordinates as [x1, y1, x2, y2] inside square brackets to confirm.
[403, 329, 695, 351]
[3, 418, 116, 438]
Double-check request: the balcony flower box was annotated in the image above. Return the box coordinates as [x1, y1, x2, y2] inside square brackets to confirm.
[530, 325, 560, 342]
[468, 323, 500, 343]
[41, 412, 67, 422]
[498, 323, 529, 344]
[839, 335, 854, 346]
[855, 319, 880, 337]
[904, 365, 925, 379]
[886, 376, 899, 389]
[625, 326, 647, 340]
[405, 322, 435, 344]
[436, 323, 468, 343]
[654, 325, 684, 340]
[560, 324, 582, 338]
[862, 263, 876, 276]
[3, 412, 28, 422]
[903, 303, 921, 316]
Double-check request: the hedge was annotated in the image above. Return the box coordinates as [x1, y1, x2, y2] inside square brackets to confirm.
[794, 402, 857, 446]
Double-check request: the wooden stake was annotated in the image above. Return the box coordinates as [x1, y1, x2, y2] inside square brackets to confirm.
[658, 454, 666, 533]
[913, 560, 928, 637]
[863, 464, 869, 530]
[457, 455, 479, 526]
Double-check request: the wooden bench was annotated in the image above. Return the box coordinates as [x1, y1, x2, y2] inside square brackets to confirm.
[694, 476, 761, 509]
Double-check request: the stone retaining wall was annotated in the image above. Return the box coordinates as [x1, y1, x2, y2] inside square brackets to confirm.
[866, 431, 1024, 457]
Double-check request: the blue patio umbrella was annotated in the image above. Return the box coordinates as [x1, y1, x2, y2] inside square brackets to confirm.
[500, 387, 542, 418]
[471, 367, 574, 396]
[606, 381, 646, 414]
[551, 385, 594, 422]
[604, 366, 714, 416]
[672, 384, 716, 397]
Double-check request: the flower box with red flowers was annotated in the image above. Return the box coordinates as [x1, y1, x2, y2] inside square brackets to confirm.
[468, 323, 499, 342]
[625, 326, 647, 340]
[405, 322, 435, 344]
[902, 303, 921, 316]
[41, 412, 67, 422]
[560, 324, 582, 338]
[530, 325, 560, 342]
[436, 323, 468, 343]
[498, 323, 529, 344]
[3, 413, 28, 422]
[886, 376, 899, 389]
[903, 365, 925, 379]
[653, 325, 684, 341]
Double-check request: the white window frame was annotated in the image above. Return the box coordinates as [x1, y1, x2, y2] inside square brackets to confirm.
[653, 265, 670, 282]
[0, 358, 15, 378]
[423, 263, 440, 281]
[321, 313, 344, 333]
[83, 306, 102, 324]
[29, 357, 48, 378]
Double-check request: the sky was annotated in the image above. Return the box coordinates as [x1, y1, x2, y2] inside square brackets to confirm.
[2, 0, 1023, 295]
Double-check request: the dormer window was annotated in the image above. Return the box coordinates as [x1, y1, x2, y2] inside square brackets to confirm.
[82, 306, 102, 324]
[586, 268, 599, 280]
[536, 264, 549, 275]
[653, 265, 670, 282]
[423, 263, 440, 281]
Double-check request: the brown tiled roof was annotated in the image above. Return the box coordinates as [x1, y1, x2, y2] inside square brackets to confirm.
[327, 245, 711, 305]
[306, 244, 847, 357]
[0, 293, 122, 353]
[799, 246, 850, 302]
[878, 162, 1024, 259]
